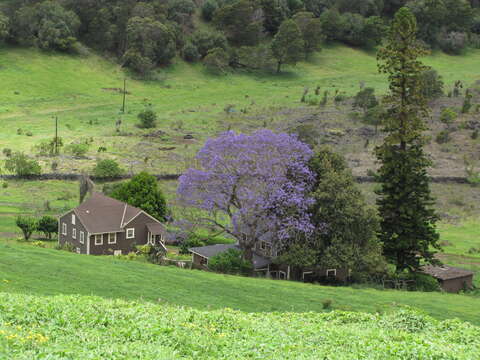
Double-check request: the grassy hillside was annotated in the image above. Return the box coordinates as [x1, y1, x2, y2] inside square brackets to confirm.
[1, 45, 480, 174]
[1, 242, 480, 325]
[1, 293, 479, 359]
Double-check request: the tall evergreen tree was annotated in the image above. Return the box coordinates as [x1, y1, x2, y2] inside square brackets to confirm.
[375, 7, 440, 273]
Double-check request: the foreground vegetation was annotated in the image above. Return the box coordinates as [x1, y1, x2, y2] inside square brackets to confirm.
[1, 292, 479, 359]
[1, 242, 479, 325]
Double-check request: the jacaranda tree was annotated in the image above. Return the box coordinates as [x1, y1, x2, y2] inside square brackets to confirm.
[177, 130, 314, 261]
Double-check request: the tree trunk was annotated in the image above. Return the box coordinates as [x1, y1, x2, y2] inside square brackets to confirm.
[243, 246, 254, 263]
[276, 61, 282, 74]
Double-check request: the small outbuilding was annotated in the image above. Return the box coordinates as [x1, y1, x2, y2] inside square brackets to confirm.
[421, 265, 474, 293]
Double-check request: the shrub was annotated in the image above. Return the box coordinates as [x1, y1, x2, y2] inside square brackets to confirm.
[438, 31, 467, 55]
[65, 143, 89, 158]
[92, 159, 123, 178]
[55, 242, 75, 252]
[353, 87, 378, 112]
[32, 241, 46, 248]
[412, 273, 440, 292]
[34, 137, 64, 156]
[137, 106, 158, 129]
[420, 69, 444, 99]
[201, 0, 218, 21]
[182, 41, 200, 62]
[322, 299, 333, 309]
[472, 129, 479, 140]
[192, 30, 228, 58]
[37, 215, 58, 240]
[203, 47, 229, 74]
[435, 130, 451, 144]
[2, 148, 12, 157]
[5, 152, 41, 177]
[208, 248, 253, 276]
[16, 215, 37, 241]
[179, 236, 205, 254]
[2, 182, 8, 189]
[440, 108, 457, 127]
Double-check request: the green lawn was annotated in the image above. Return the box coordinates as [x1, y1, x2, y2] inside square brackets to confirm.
[1, 45, 479, 174]
[0, 242, 479, 325]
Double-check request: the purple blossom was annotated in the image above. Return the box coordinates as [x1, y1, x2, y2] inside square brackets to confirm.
[177, 130, 314, 259]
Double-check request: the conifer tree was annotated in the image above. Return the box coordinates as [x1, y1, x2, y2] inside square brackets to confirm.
[375, 7, 440, 273]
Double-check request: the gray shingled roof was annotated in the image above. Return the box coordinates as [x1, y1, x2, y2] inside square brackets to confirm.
[74, 192, 143, 234]
[421, 265, 474, 281]
[189, 244, 271, 269]
[146, 222, 166, 235]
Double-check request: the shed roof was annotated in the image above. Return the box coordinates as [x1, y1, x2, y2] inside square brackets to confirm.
[189, 244, 272, 269]
[421, 265, 474, 281]
[146, 222, 166, 235]
[73, 192, 143, 234]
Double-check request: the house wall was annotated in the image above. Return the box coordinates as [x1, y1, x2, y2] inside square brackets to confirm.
[440, 275, 473, 293]
[58, 211, 88, 254]
[191, 253, 208, 270]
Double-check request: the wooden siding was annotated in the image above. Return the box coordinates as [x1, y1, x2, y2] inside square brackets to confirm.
[58, 211, 88, 254]
[439, 275, 473, 293]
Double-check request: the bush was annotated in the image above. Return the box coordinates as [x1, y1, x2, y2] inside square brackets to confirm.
[37, 215, 58, 240]
[192, 30, 228, 58]
[65, 143, 89, 158]
[16, 215, 37, 241]
[203, 47, 229, 74]
[420, 69, 444, 99]
[201, 0, 218, 22]
[438, 31, 467, 55]
[55, 242, 75, 252]
[137, 106, 158, 129]
[435, 130, 451, 144]
[322, 299, 333, 309]
[182, 41, 200, 62]
[5, 152, 41, 177]
[32, 241, 46, 248]
[92, 159, 123, 178]
[2, 182, 8, 189]
[472, 129, 479, 140]
[208, 248, 253, 276]
[179, 236, 205, 254]
[34, 137, 64, 156]
[440, 108, 457, 127]
[2, 148, 12, 157]
[412, 273, 441, 292]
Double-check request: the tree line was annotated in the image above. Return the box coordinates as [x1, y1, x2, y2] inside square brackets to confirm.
[0, 0, 478, 75]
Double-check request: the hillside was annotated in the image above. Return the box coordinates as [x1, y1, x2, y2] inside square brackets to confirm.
[1, 292, 479, 359]
[1, 242, 480, 325]
[1, 45, 480, 176]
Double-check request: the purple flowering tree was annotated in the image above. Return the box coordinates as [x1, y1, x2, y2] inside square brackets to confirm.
[177, 129, 314, 261]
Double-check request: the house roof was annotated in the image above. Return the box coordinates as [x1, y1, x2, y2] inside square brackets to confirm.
[189, 244, 272, 269]
[421, 265, 474, 281]
[146, 222, 166, 235]
[73, 192, 143, 234]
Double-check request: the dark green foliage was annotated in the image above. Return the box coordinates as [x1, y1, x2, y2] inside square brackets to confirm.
[92, 159, 123, 179]
[472, 129, 479, 140]
[137, 106, 158, 129]
[0, 11, 9, 40]
[411, 273, 441, 292]
[179, 236, 206, 254]
[306, 147, 386, 280]
[440, 107, 457, 127]
[293, 12, 324, 55]
[214, 0, 263, 46]
[5, 152, 41, 177]
[420, 69, 444, 99]
[202, 0, 218, 22]
[108, 172, 168, 222]
[319, 9, 344, 41]
[182, 41, 200, 62]
[37, 216, 58, 240]
[438, 31, 468, 55]
[65, 143, 89, 158]
[337, 0, 383, 16]
[2, 148, 12, 157]
[376, 7, 440, 273]
[363, 105, 385, 134]
[304, 0, 335, 17]
[271, 19, 304, 73]
[260, 0, 289, 35]
[191, 30, 228, 58]
[354, 87, 379, 113]
[123, 17, 176, 75]
[203, 47, 229, 74]
[208, 248, 253, 275]
[167, 0, 196, 25]
[292, 124, 320, 147]
[462, 89, 473, 113]
[435, 130, 451, 144]
[16, 215, 37, 241]
[14, 0, 80, 51]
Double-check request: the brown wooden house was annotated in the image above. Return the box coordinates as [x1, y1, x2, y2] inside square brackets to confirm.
[58, 192, 167, 255]
[421, 265, 474, 293]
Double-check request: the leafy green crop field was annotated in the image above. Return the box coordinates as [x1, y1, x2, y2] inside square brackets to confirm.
[1, 45, 479, 174]
[1, 242, 479, 325]
[1, 293, 479, 359]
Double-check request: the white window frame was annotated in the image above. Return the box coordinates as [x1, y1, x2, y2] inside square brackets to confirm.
[79, 231, 85, 244]
[114, 250, 122, 256]
[62, 223, 67, 235]
[326, 269, 337, 277]
[95, 234, 103, 245]
[108, 233, 117, 244]
[72, 228, 77, 239]
[71, 214, 76, 225]
[126, 228, 135, 239]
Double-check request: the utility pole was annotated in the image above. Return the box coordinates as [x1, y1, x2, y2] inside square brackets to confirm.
[122, 78, 127, 113]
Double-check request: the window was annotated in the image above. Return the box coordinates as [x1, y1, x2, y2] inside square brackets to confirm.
[126, 228, 135, 239]
[95, 234, 103, 245]
[279, 271, 287, 280]
[108, 233, 117, 244]
[79, 231, 84, 244]
[326, 269, 337, 278]
[72, 228, 77, 239]
[62, 223, 67, 235]
[260, 241, 272, 256]
[71, 214, 76, 225]
[260, 241, 266, 250]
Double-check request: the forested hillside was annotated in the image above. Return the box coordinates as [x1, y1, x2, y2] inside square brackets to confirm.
[0, 0, 479, 76]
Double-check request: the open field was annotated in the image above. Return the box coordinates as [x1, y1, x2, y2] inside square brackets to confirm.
[1, 292, 479, 359]
[1, 45, 480, 175]
[1, 242, 480, 325]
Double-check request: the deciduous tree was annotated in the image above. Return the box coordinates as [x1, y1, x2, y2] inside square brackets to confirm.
[271, 19, 304, 73]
